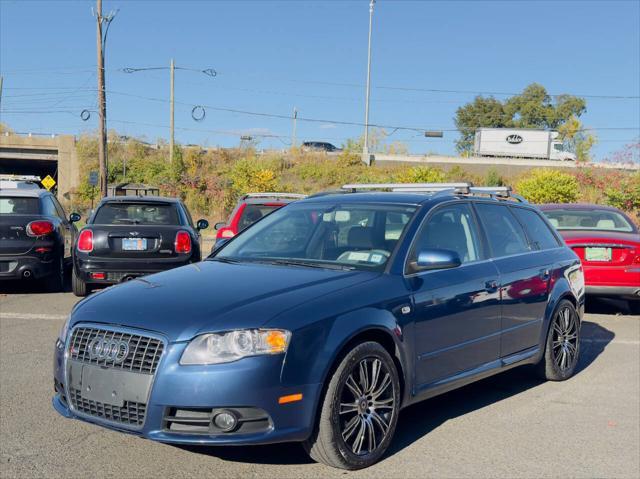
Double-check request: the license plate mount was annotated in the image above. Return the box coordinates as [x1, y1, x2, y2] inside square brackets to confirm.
[69, 362, 153, 407]
[122, 238, 147, 251]
[585, 247, 612, 262]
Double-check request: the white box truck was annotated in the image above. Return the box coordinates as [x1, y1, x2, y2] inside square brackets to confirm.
[473, 128, 576, 161]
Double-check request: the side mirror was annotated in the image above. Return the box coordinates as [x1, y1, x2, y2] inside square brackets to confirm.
[409, 249, 461, 273]
[69, 212, 81, 223]
[214, 222, 226, 231]
[196, 219, 209, 230]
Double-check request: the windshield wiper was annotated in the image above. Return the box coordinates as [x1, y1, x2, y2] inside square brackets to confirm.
[256, 258, 355, 271]
[114, 218, 141, 224]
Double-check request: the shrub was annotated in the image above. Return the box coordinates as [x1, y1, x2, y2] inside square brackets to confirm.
[394, 166, 445, 184]
[485, 167, 505, 186]
[515, 169, 578, 204]
[604, 172, 640, 212]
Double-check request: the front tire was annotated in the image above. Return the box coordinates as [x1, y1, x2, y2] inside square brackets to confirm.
[72, 267, 90, 297]
[536, 299, 581, 381]
[629, 300, 640, 316]
[304, 341, 400, 470]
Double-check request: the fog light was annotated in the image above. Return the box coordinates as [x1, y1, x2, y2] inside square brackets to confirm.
[213, 411, 237, 432]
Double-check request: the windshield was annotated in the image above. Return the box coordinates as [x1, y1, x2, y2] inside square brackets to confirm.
[93, 202, 179, 225]
[543, 209, 636, 232]
[0, 197, 39, 215]
[215, 202, 417, 270]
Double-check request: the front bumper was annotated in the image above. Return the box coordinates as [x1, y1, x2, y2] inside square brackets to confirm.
[52, 337, 320, 445]
[0, 254, 56, 280]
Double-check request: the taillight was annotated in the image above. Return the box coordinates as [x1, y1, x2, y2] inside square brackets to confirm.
[218, 228, 235, 239]
[175, 231, 192, 254]
[26, 221, 54, 236]
[77, 229, 94, 252]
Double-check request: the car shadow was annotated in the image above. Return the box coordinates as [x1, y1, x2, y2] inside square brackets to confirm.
[173, 320, 614, 466]
[586, 296, 635, 315]
[0, 268, 72, 294]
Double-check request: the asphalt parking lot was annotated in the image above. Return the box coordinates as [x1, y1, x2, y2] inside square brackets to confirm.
[1, 283, 639, 479]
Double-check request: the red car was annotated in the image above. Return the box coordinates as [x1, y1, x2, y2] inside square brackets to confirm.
[213, 193, 306, 250]
[540, 204, 640, 313]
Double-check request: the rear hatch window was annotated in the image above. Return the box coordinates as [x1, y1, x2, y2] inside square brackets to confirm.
[0, 197, 39, 215]
[238, 204, 282, 231]
[93, 202, 179, 225]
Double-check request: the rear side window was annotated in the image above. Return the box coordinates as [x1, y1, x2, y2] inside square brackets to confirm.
[0, 197, 39, 215]
[93, 202, 179, 225]
[511, 207, 560, 250]
[475, 203, 531, 258]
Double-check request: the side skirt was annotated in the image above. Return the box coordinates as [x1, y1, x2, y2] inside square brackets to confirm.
[405, 346, 540, 408]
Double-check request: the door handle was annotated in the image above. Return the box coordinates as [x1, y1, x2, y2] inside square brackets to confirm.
[539, 269, 551, 281]
[485, 280, 499, 292]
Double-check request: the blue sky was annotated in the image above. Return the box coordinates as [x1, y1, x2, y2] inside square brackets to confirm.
[1, 0, 639, 160]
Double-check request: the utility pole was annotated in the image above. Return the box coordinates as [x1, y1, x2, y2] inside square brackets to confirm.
[96, 0, 108, 197]
[291, 107, 298, 148]
[0, 75, 4, 111]
[362, 0, 375, 166]
[169, 58, 175, 164]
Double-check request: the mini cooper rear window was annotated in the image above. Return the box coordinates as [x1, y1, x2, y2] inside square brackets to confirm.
[0, 197, 40, 215]
[93, 203, 179, 225]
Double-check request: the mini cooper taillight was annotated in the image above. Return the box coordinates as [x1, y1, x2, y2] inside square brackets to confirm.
[26, 220, 54, 236]
[175, 231, 192, 254]
[77, 229, 94, 252]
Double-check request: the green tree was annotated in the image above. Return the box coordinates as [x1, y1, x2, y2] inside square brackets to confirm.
[454, 83, 587, 155]
[557, 116, 597, 163]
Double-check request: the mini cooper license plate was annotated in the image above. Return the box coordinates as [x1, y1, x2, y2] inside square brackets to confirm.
[585, 247, 612, 262]
[122, 238, 147, 251]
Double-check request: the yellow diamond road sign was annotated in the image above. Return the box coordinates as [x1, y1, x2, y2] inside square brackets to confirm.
[41, 175, 56, 191]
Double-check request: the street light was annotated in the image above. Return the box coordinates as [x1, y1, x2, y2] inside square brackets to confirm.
[362, 0, 375, 166]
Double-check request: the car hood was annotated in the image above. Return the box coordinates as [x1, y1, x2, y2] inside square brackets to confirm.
[558, 229, 640, 245]
[70, 260, 378, 342]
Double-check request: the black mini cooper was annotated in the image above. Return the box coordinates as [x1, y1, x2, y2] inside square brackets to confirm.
[72, 196, 208, 296]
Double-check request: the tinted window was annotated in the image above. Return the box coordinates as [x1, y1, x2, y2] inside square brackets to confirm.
[218, 203, 416, 270]
[410, 203, 483, 265]
[543, 209, 635, 233]
[511, 207, 560, 250]
[0, 197, 39, 215]
[475, 203, 531, 257]
[93, 202, 179, 225]
[51, 196, 68, 220]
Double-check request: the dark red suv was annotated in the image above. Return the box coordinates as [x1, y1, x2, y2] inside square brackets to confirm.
[213, 193, 306, 249]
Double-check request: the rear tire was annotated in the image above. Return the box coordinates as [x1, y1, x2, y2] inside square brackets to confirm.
[303, 341, 400, 470]
[45, 255, 65, 293]
[72, 267, 90, 297]
[535, 299, 580, 381]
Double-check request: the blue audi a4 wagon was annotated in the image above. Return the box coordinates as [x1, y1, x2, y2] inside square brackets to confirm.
[53, 183, 585, 470]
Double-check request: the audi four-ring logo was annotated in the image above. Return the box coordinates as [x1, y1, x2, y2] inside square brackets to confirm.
[88, 336, 130, 363]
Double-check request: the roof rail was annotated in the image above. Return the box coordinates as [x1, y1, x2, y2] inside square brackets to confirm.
[342, 183, 472, 193]
[241, 192, 307, 200]
[338, 182, 527, 203]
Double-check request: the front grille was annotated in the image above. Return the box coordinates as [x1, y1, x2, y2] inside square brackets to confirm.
[70, 388, 146, 426]
[69, 327, 164, 374]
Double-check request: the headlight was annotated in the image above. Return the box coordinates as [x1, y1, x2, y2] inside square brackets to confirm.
[58, 316, 72, 344]
[180, 329, 291, 365]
